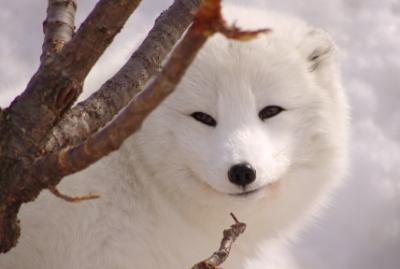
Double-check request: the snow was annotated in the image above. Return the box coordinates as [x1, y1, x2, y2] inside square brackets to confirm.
[0, 1, 399, 268]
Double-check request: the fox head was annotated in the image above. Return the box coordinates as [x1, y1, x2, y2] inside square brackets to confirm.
[127, 7, 348, 237]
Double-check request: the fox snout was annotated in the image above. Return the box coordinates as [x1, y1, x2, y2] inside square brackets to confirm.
[228, 162, 256, 187]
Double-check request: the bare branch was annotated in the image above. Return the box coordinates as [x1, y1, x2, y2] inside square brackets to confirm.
[45, 0, 202, 153]
[41, 0, 77, 63]
[192, 213, 247, 269]
[0, 0, 143, 253]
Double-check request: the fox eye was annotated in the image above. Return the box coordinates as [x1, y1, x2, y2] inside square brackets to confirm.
[259, 105, 284, 120]
[191, 112, 217, 127]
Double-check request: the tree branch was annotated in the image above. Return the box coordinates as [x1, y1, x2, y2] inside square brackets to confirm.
[0, 0, 143, 166]
[45, 0, 202, 153]
[0, 0, 142, 253]
[41, 0, 77, 63]
[192, 213, 247, 269]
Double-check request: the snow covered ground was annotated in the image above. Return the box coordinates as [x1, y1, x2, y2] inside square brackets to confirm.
[1, 1, 399, 268]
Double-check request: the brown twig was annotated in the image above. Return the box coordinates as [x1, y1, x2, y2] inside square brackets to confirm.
[45, 0, 202, 153]
[192, 0, 270, 39]
[192, 213, 247, 269]
[41, 0, 77, 63]
[48, 186, 100, 203]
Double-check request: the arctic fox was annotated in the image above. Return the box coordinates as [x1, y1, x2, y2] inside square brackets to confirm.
[0, 4, 348, 269]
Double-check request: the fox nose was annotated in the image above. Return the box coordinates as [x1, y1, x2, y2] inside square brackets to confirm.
[228, 163, 256, 187]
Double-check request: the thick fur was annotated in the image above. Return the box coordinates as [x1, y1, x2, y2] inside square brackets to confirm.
[0, 5, 349, 269]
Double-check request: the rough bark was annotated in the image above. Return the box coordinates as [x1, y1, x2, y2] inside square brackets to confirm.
[45, 0, 202, 153]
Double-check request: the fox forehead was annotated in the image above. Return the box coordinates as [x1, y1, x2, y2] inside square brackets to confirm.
[167, 38, 317, 118]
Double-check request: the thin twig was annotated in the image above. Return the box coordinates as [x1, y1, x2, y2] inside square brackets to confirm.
[192, 213, 247, 269]
[48, 186, 100, 203]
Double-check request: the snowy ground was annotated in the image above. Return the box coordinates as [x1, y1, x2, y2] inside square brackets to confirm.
[1, 1, 399, 268]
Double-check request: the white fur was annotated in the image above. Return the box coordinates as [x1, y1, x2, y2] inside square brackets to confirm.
[0, 5, 349, 269]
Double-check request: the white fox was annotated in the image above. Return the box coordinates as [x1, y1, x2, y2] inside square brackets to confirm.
[0, 4, 348, 269]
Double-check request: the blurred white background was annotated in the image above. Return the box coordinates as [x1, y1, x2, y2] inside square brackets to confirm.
[1, 1, 399, 268]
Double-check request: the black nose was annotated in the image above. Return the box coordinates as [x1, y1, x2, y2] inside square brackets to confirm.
[228, 163, 256, 187]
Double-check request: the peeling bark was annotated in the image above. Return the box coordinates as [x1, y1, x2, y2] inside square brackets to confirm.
[41, 0, 77, 63]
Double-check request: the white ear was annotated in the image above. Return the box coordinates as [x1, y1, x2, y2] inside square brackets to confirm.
[298, 29, 336, 72]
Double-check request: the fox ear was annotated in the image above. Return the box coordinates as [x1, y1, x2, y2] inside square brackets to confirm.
[298, 29, 336, 72]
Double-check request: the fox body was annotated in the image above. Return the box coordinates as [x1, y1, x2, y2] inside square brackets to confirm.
[0, 5, 348, 269]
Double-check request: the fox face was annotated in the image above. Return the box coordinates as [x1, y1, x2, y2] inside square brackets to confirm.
[128, 7, 348, 237]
